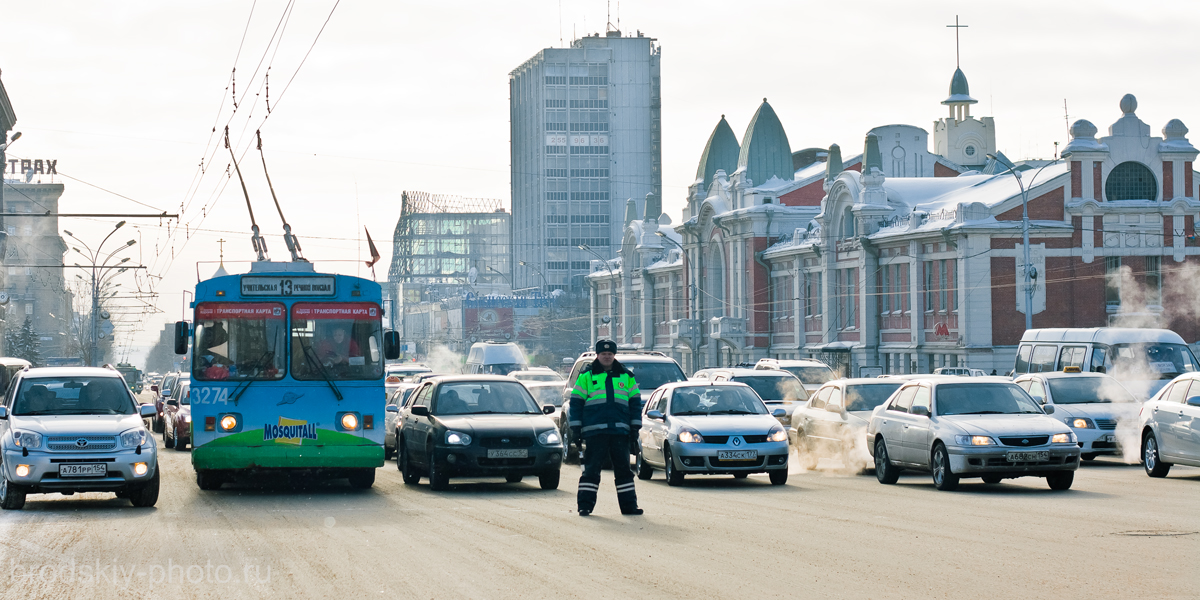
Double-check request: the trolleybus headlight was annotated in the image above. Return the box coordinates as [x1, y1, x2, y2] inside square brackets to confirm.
[220, 415, 238, 431]
[341, 413, 359, 430]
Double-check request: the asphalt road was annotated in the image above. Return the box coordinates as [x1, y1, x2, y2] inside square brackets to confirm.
[0, 442, 1196, 599]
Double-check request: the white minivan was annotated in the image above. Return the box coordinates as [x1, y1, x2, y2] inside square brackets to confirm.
[1012, 328, 1200, 400]
[463, 341, 529, 376]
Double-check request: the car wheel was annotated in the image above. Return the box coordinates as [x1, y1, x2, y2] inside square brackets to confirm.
[152, 415, 164, 434]
[538, 470, 560, 490]
[768, 469, 788, 486]
[196, 470, 224, 491]
[1080, 453, 1097, 461]
[164, 423, 174, 447]
[931, 444, 960, 491]
[428, 449, 450, 491]
[0, 473, 26, 510]
[664, 446, 684, 487]
[128, 469, 160, 507]
[981, 475, 1003, 484]
[348, 469, 375, 489]
[874, 438, 900, 484]
[399, 443, 421, 485]
[505, 474, 523, 483]
[383, 442, 395, 460]
[562, 426, 579, 465]
[1046, 471, 1074, 491]
[1143, 433, 1171, 478]
[173, 426, 187, 451]
[635, 449, 653, 480]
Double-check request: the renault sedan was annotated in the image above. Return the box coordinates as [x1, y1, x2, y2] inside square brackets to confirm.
[791, 378, 902, 468]
[394, 376, 563, 490]
[635, 381, 790, 486]
[866, 378, 1080, 491]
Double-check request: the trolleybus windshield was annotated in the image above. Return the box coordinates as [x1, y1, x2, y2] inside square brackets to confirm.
[193, 302, 287, 381]
[290, 302, 383, 381]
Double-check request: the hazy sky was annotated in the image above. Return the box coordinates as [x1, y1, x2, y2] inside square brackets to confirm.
[1, 0, 1196, 364]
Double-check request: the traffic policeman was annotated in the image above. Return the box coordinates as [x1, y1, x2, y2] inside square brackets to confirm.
[568, 339, 643, 516]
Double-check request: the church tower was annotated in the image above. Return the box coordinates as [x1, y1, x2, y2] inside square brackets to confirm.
[933, 67, 995, 170]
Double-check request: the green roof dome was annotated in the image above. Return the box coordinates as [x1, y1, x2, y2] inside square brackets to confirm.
[737, 99, 794, 186]
[942, 67, 977, 105]
[695, 115, 740, 189]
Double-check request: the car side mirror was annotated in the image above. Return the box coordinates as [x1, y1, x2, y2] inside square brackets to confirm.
[910, 405, 930, 417]
[646, 409, 664, 420]
[542, 405, 555, 415]
[1042, 404, 1056, 415]
[0, 406, 7, 419]
[411, 405, 429, 417]
[150, 385, 159, 393]
[167, 399, 180, 406]
[1186, 396, 1200, 407]
[386, 405, 399, 413]
[139, 405, 156, 418]
[174, 321, 189, 355]
[824, 403, 845, 414]
[384, 331, 401, 360]
[772, 408, 786, 418]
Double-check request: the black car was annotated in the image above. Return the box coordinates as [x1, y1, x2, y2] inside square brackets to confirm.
[392, 375, 564, 490]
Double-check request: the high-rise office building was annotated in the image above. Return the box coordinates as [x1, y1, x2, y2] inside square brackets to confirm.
[509, 30, 661, 291]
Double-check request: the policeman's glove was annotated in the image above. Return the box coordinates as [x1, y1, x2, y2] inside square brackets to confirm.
[570, 427, 582, 442]
[629, 436, 639, 454]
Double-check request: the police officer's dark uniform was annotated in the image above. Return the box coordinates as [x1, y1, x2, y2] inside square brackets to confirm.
[569, 340, 643, 516]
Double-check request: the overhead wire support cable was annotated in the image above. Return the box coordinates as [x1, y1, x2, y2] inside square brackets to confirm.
[256, 130, 304, 262]
[224, 126, 268, 261]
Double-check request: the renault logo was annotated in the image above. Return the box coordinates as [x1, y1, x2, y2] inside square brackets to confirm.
[732, 437, 741, 446]
[76, 439, 89, 448]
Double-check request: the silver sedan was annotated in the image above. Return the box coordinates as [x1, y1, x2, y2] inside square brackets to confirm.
[635, 381, 790, 486]
[866, 378, 1080, 491]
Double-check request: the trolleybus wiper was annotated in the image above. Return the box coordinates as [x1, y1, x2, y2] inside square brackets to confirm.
[300, 339, 343, 401]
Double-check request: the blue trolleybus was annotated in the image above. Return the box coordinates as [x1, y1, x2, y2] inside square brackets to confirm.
[176, 261, 399, 490]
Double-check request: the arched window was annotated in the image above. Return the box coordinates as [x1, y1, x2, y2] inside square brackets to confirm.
[840, 207, 856, 239]
[1105, 161, 1158, 201]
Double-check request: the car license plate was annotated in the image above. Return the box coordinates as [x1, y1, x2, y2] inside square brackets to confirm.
[1105, 435, 1116, 443]
[487, 449, 528, 459]
[59, 464, 106, 477]
[1006, 451, 1049, 462]
[717, 450, 757, 461]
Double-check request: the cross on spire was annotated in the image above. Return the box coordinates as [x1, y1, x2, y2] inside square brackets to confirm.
[947, 15, 968, 68]
[217, 238, 226, 265]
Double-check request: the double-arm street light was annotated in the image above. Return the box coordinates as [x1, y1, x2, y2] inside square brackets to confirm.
[519, 261, 554, 348]
[578, 244, 619, 344]
[655, 231, 701, 372]
[64, 221, 136, 366]
[986, 154, 1062, 332]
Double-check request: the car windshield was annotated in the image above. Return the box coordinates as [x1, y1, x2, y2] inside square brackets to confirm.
[844, 383, 902, 411]
[527, 385, 565, 406]
[935, 383, 1043, 416]
[1106, 343, 1200, 380]
[1045, 377, 1137, 404]
[13, 377, 136, 416]
[434, 381, 540, 415]
[779, 365, 836, 385]
[290, 302, 384, 381]
[732, 375, 806, 402]
[622, 361, 686, 391]
[669, 386, 768, 416]
[193, 302, 287, 381]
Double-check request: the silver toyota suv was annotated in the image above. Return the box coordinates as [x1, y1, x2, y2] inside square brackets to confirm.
[0, 367, 159, 509]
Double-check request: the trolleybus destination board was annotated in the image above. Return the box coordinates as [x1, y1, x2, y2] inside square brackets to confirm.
[240, 276, 336, 297]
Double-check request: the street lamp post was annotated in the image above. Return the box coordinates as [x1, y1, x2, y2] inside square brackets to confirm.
[65, 222, 136, 366]
[519, 261, 554, 354]
[986, 154, 1061, 332]
[656, 231, 700, 373]
[578, 244, 618, 341]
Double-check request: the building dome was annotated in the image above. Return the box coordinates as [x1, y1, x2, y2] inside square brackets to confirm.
[695, 115, 740, 189]
[737, 99, 794, 186]
[1120, 94, 1137, 115]
[941, 67, 978, 105]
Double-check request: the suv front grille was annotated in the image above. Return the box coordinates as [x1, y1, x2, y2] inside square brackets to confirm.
[481, 437, 534, 448]
[998, 436, 1049, 447]
[46, 436, 117, 452]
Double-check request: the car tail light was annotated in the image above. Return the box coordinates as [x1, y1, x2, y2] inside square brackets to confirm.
[205, 416, 216, 431]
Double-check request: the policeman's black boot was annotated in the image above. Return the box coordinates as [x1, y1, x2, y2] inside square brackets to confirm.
[616, 482, 642, 515]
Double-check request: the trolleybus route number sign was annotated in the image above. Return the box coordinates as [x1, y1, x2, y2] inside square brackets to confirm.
[241, 276, 336, 297]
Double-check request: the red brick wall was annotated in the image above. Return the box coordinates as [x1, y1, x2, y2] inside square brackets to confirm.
[996, 187, 1065, 221]
[1093, 162, 1103, 201]
[1164, 215, 1173, 243]
[1163, 161, 1174, 200]
[1071, 161, 1082, 198]
[749, 237, 770, 336]
[934, 162, 960, 178]
[1187, 162, 1194, 198]
[1094, 216, 1103, 248]
[990, 236, 1074, 250]
[779, 179, 825, 207]
[991, 256, 1107, 345]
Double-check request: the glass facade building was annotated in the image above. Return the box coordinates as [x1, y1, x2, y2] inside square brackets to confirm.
[509, 31, 661, 291]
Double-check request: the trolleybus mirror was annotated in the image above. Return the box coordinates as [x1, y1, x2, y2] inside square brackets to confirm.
[174, 321, 189, 355]
[384, 331, 401, 360]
